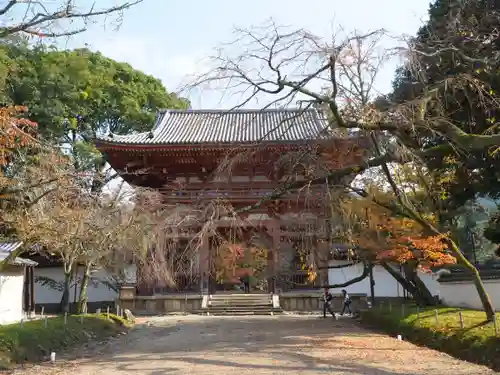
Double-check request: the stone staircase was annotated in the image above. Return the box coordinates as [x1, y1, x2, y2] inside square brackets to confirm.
[202, 293, 282, 315]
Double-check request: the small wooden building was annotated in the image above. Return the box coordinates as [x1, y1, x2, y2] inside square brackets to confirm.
[0, 242, 37, 324]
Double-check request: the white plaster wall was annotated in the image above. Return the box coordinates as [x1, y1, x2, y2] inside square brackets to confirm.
[327, 260, 440, 297]
[438, 280, 500, 311]
[34, 265, 137, 305]
[0, 268, 25, 324]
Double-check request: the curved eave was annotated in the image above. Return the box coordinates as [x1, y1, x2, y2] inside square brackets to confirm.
[94, 138, 331, 152]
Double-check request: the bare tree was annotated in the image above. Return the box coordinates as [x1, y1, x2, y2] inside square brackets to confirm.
[186, 20, 500, 319]
[0, 0, 143, 39]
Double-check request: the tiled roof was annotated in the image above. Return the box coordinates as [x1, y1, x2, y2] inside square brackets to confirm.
[0, 253, 38, 266]
[0, 241, 37, 266]
[96, 108, 331, 145]
[0, 241, 23, 253]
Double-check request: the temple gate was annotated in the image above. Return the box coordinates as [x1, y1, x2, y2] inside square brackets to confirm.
[95, 108, 366, 295]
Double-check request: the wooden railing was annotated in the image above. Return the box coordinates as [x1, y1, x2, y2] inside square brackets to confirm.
[161, 188, 327, 201]
[276, 270, 320, 292]
[152, 274, 201, 294]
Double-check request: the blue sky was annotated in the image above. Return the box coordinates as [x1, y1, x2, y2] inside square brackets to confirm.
[59, 0, 432, 109]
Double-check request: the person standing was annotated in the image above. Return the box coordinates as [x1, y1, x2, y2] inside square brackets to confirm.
[322, 287, 335, 318]
[240, 274, 250, 293]
[340, 289, 352, 315]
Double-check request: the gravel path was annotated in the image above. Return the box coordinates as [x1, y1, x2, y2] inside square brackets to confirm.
[13, 315, 497, 375]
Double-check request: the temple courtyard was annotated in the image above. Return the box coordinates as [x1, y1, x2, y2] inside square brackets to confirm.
[14, 315, 495, 375]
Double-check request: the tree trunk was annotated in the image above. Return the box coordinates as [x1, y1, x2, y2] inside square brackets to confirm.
[380, 262, 435, 306]
[402, 263, 436, 306]
[365, 138, 494, 316]
[368, 263, 376, 307]
[77, 263, 91, 314]
[60, 270, 72, 313]
[446, 240, 495, 321]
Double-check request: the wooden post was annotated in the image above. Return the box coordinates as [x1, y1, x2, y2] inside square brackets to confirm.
[269, 219, 281, 294]
[459, 311, 464, 329]
[199, 234, 210, 294]
[41, 306, 44, 317]
[29, 266, 35, 316]
[64, 312, 67, 325]
[23, 266, 29, 315]
[106, 306, 110, 319]
[434, 310, 439, 325]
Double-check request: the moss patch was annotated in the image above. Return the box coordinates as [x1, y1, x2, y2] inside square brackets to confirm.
[361, 303, 500, 371]
[0, 314, 127, 369]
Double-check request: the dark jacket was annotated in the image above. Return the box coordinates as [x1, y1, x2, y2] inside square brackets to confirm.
[324, 292, 333, 302]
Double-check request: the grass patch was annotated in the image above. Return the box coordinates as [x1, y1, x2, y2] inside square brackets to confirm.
[361, 303, 500, 370]
[0, 314, 129, 369]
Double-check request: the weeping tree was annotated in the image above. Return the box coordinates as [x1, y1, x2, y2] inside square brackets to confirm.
[11, 156, 89, 313]
[74, 186, 194, 313]
[185, 17, 500, 319]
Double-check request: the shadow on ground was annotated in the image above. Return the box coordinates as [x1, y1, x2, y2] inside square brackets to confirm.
[45, 315, 477, 375]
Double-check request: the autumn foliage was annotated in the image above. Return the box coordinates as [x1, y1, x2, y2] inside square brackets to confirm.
[215, 242, 267, 283]
[0, 106, 37, 168]
[321, 138, 367, 171]
[343, 199, 457, 271]
[374, 217, 456, 270]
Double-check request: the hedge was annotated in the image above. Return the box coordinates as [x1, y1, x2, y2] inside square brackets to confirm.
[0, 314, 129, 369]
[361, 304, 500, 371]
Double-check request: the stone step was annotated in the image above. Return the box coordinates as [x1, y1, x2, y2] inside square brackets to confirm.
[211, 312, 279, 316]
[205, 307, 282, 316]
[209, 303, 274, 309]
[194, 306, 280, 312]
[204, 310, 280, 316]
[202, 293, 279, 316]
[209, 298, 271, 303]
[209, 293, 271, 296]
[209, 306, 277, 311]
[209, 301, 271, 307]
[210, 296, 271, 300]
[209, 300, 271, 303]
[209, 296, 271, 301]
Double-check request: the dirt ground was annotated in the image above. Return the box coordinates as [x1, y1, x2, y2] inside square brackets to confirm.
[12, 315, 498, 375]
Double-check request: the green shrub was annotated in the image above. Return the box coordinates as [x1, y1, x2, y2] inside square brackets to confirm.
[0, 314, 127, 369]
[361, 304, 500, 371]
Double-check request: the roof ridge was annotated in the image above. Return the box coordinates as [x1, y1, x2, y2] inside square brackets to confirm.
[157, 107, 320, 114]
[96, 107, 330, 144]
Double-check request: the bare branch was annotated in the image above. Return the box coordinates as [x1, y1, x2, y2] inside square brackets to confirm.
[0, 0, 143, 38]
